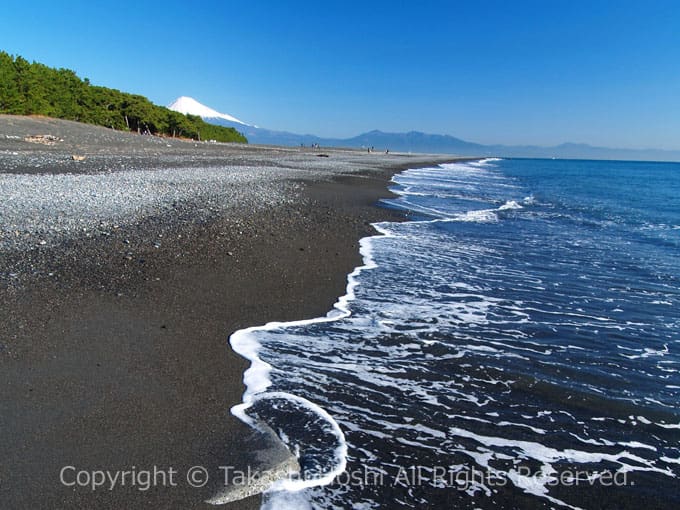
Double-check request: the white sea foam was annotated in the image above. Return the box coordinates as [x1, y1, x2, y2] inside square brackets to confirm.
[261, 490, 313, 510]
[469, 157, 503, 167]
[225, 218, 393, 504]
[498, 199, 523, 210]
[449, 425, 674, 508]
[262, 392, 348, 491]
[451, 209, 499, 223]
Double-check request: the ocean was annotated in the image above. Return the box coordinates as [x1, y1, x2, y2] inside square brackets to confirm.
[231, 158, 680, 509]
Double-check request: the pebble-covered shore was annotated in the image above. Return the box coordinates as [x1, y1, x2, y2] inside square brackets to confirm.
[0, 115, 451, 257]
[0, 166, 301, 252]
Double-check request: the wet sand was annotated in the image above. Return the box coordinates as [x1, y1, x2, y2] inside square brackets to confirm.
[0, 116, 461, 509]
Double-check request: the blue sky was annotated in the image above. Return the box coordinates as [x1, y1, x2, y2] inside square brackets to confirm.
[2, 0, 680, 148]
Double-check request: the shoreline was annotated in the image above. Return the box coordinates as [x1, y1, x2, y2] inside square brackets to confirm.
[0, 116, 463, 508]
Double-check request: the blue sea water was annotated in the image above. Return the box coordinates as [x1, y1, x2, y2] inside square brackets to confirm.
[231, 158, 680, 509]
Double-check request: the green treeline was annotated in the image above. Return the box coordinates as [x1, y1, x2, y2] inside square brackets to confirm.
[0, 52, 247, 144]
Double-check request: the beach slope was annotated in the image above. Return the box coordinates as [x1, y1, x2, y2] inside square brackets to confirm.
[0, 116, 459, 508]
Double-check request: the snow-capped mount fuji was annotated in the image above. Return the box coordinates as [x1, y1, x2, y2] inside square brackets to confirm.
[166, 96, 680, 161]
[167, 96, 248, 126]
[167, 95, 325, 146]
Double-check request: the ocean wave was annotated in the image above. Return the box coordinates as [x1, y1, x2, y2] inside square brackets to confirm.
[498, 199, 523, 210]
[227, 158, 680, 509]
[451, 209, 499, 223]
[469, 157, 504, 167]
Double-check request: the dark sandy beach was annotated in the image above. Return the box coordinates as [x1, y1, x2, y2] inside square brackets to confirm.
[0, 116, 459, 509]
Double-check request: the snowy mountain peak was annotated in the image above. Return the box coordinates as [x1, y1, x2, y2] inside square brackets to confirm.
[167, 96, 247, 125]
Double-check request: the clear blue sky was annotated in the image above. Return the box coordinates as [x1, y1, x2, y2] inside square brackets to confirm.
[2, 0, 680, 149]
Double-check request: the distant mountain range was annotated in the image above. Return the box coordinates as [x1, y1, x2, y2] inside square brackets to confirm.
[168, 97, 680, 162]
